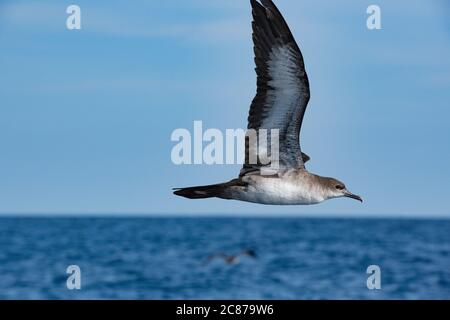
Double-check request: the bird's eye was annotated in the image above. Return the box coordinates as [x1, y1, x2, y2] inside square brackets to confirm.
[335, 185, 344, 190]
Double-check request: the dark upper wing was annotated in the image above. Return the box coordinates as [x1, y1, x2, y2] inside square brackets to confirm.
[242, 0, 310, 176]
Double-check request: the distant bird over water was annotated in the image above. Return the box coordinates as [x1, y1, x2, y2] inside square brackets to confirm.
[205, 249, 257, 265]
[174, 0, 362, 205]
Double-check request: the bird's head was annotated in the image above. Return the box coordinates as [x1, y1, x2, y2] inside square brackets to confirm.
[243, 249, 257, 258]
[323, 177, 363, 203]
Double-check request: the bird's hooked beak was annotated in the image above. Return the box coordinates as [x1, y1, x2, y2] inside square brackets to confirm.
[344, 190, 363, 202]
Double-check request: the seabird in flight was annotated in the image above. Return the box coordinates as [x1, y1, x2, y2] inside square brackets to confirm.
[204, 249, 257, 265]
[174, 0, 362, 205]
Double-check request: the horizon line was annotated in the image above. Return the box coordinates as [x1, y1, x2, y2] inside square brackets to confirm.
[0, 212, 449, 220]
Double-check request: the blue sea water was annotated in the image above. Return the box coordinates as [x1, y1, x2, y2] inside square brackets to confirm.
[0, 217, 449, 300]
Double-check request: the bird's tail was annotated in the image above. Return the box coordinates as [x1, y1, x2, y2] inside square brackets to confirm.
[173, 179, 245, 200]
[173, 183, 225, 199]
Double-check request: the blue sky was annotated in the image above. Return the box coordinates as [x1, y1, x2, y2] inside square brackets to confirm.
[0, 0, 449, 217]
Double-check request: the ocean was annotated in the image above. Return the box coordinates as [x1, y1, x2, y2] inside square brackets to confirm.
[0, 217, 449, 299]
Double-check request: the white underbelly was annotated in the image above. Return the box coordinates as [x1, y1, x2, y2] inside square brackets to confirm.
[229, 178, 325, 205]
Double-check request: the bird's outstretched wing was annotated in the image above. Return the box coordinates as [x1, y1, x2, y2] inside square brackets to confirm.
[242, 0, 310, 176]
[203, 253, 228, 266]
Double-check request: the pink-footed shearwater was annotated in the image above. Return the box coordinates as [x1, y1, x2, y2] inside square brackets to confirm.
[174, 0, 362, 205]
